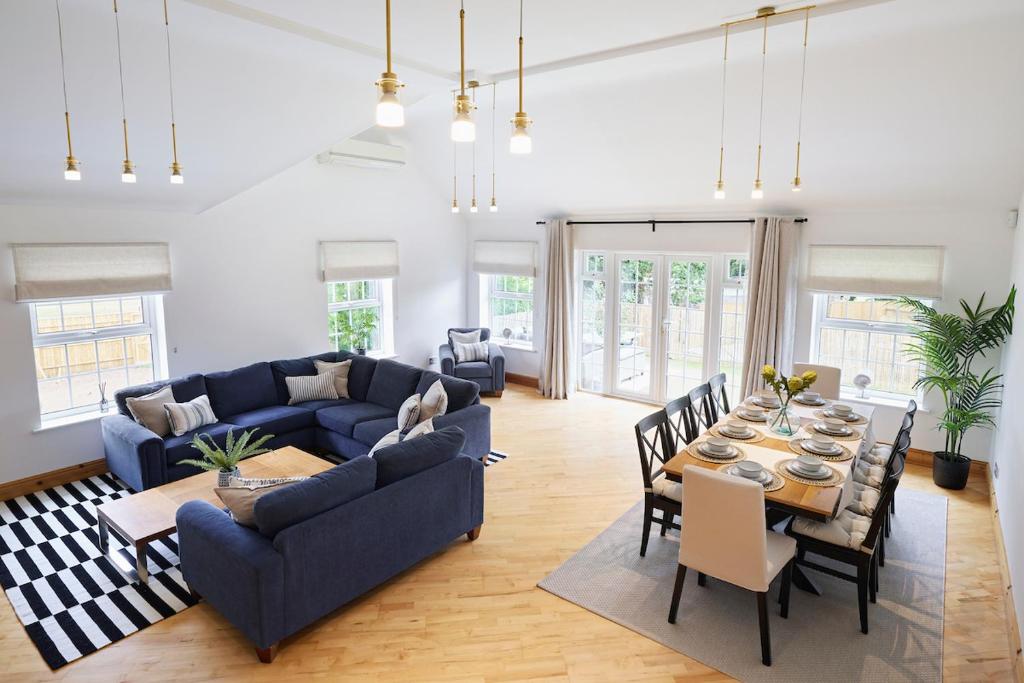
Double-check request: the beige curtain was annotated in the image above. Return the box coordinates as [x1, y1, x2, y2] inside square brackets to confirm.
[740, 217, 801, 397]
[539, 220, 575, 399]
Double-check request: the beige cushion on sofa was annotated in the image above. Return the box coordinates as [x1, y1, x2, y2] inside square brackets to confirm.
[419, 379, 449, 422]
[315, 359, 352, 398]
[368, 419, 435, 457]
[791, 509, 873, 553]
[125, 385, 174, 437]
[397, 394, 421, 430]
[215, 476, 307, 527]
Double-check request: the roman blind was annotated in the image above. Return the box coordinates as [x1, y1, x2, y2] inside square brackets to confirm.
[472, 241, 537, 277]
[11, 242, 172, 302]
[320, 241, 399, 281]
[805, 244, 945, 299]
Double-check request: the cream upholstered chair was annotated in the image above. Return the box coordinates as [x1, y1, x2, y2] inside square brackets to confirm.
[792, 362, 841, 399]
[668, 466, 796, 666]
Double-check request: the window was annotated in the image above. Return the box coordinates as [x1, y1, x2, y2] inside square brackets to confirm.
[327, 279, 394, 355]
[481, 274, 535, 348]
[717, 256, 749, 400]
[578, 252, 607, 391]
[811, 294, 925, 398]
[31, 296, 162, 419]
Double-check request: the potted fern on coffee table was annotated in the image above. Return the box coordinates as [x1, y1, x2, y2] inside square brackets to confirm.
[179, 428, 276, 487]
[900, 288, 1015, 489]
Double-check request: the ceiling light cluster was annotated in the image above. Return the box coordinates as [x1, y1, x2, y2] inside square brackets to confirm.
[713, 5, 814, 201]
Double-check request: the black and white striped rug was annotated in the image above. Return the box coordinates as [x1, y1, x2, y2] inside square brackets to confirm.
[0, 475, 197, 669]
[485, 449, 508, 466]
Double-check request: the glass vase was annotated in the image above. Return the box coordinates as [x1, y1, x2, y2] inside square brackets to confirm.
[767, 405, 798, 436]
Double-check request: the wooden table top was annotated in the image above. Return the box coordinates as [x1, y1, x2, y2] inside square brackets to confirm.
[95, 447, 333, 543]
[662, 401, 875, 522]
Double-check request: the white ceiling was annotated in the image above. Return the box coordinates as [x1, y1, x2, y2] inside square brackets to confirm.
[1, 0, 1022, 214]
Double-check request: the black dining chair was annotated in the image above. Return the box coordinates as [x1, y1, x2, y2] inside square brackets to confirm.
[708, 372, 732, 416]
[634, 410, 681, 557]
[664, 395, 697, 455]
[687, 383, 717, 434]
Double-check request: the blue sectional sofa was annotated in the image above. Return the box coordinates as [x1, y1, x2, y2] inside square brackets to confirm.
[102, 352, 491, 491]
[176, 426, 484, 662]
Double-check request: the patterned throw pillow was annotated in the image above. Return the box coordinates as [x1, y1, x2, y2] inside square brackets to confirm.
[368, 419, 435, 457]
[454, 341, 489, 363]
[419, 379, 449, 421]
[126, 385, 174, 437]
[164, 394, 218, 437]
[397, 394, 421, 430]
[450, 329, 482, 345]
[314, 359, 353, 398]
[286, 373, 338, 405]
[215, 476, 308, 527]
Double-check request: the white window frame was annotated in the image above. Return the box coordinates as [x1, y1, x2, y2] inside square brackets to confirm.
[326, 279, 395, 356]
[577, 251, 609, 392]
[479, 273, 536, 350]
[30, 295, 164, 421]
[715, 254, 749, 400]
[809, 293, 927, 401]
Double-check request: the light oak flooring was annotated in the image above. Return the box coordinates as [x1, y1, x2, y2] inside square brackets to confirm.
[0, 384, 1015, 681]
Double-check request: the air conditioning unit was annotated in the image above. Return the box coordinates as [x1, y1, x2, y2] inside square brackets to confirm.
[316, 139, 406, 170]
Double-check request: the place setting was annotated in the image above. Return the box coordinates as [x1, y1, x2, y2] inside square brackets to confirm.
[791, 388, 829, 407]
[748, 389, 782, 410]
[687, 436, 745, 464]
[787, 431, 854, 462]
[731, 404, 770, 423]
[717, 459, 785, 492]
[776, 453, 844, 487]
[709, 418, 767, 443]
[808, 415, 862, 441]
[814, 401, 868, 425]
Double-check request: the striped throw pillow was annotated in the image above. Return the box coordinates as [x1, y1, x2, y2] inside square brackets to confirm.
[164, 394, 218, 437]
[454, 340, 489, 363]
[286, 373, 338, 405]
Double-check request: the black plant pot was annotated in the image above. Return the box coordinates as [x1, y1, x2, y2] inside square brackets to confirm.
[356, 348, 367, 356]
[933, 452, 971, 490]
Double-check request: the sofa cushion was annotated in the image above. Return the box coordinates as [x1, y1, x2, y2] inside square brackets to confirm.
[269, 357, 315, 404]
[415, 371, 479, 412]
[366, 359, 423, 411]
[115, 373, 206, 417]
[125, 385, 175, 437]
[216, 477, 308, 527]
[164, 422, 239, 465]
[222, 405, 317, 435]
[367, 419, 434, 457]
[291, 398, 356, 413]
[316, 403, 396, 438]
[205, 362, 279, 417]
[165, 395, 219, 437]
[373, 426, 466, 487]
[353, 416, 406, 447]
[454, 361, 492, 379]
[254, 456, 378, 537]
[345, 355, 378, 402]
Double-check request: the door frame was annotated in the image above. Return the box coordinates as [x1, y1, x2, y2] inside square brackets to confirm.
[610, 253, 663, 403]
[661, 254, 715, 403]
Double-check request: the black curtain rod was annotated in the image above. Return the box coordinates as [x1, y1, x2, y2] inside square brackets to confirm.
[564, 218, 807, 225]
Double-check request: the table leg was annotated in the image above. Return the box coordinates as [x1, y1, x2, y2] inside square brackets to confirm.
[98, 514, 109, 554]
[792, 563, 821, 595]
[135, 541, 149, 585]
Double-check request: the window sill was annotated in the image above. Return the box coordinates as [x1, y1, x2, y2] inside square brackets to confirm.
[838, 391, 927, 412]
[492, 341, 537, 353]
[34, 410, 111, 433]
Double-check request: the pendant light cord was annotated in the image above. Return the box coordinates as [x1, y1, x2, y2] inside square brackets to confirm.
[754, 16, 768, 180]
[385, 0, 392, 73]
[716, 24, 729, 184]
[491, 82, 496, 198]
[518, 0, 524, 112]
[113, 0, 130, 159]
[459, 1, 465, 96]
[471, 87, 476, 199]
[54, 0, 73, 156]
[163, 0, 179, 165]
[794, 8, 810, 179]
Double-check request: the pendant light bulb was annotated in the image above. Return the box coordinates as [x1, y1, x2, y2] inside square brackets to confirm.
[750, 179, 763, 200]
[490, 197, 498, 212]
[509, 2, 532, 155]
[470, 199, 478, 213]
[791, 176, 802, 192]
[375, 0, 404, 127]
[64, 156, 81, 181]
[56, 2, 81, 181]
[451, 96, 476, 142]
[170, 162, 184, 185]
[714, 180, 725, 200]
[451, 200, 460, 214]
[121, 159, 137, 184]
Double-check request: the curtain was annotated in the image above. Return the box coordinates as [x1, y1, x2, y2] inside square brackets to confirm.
[11, 242, 172, 302]
[539, 220, 574, 399]
[740, 217, 801, 397]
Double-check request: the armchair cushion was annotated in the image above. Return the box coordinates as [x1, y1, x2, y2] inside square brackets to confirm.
[373, 426, 466, 487]
[448, 327, 490, 346]
[205, 362, 279, 417]
[454, 361, 493, 379]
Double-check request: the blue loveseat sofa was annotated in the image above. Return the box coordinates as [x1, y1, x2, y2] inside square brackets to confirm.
[176, 426, 484, 662]
[101, 352, 491, 491]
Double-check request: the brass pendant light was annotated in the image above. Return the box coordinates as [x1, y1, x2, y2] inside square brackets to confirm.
[375, 0, 405, 127]
[54, 0, 80, 181]
[112, 0, 135, 183]
[490, 82, 498, 211]
[451, 1, 476, 142]
[792, 8, 811, 191]
[509, 0, 531, 154]
[470, 84, 478, 212]
[163, 0, 183, 184]
[713, 24, 730, 199]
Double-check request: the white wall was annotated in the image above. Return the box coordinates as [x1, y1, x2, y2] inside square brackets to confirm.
[0, 157, 466, 483]
[992, 192, 1024, 651]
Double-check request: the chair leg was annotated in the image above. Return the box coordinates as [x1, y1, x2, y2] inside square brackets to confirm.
[878, 531, 886, 567]
[697, 572, 707, 587]
[640, 500, 653, 557]
[884, 508, 891, 538]
[857, 562, 870, 634]
[757, 591, 772, 666]
[668, 564, 688, 623]
[780, 559, 793, 619]
[869, 554, 877, 604]
[890, 494, 896, 515]
[660, 512, 671, 537]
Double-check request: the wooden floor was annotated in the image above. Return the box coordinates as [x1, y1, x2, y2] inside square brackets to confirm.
[0, 385, 1015, 681]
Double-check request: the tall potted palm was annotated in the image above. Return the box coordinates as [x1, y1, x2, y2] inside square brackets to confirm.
[900, 288, 1015, 489]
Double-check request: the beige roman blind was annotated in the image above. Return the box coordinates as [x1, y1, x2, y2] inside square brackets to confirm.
[805, 245, 945, 299]
[472, 241, 537, 277]
[320, 241, 399, 281]
[11, 242, 172, 302]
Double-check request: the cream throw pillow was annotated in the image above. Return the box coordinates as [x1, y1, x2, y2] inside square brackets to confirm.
[419, 379, 449, 422]
[397, 394, 421, 430]
[215, 476, 308, 527]
[450, 329, 481, 345]
[315, 359, 353, 398]
[126, 385, 174, 437]
[368, 419, 435, 457]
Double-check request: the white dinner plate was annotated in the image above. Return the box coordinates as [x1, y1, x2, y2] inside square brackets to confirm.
[751, 397, 781, 409]
[824, 409, 860, 422]
[697, 442, 737, 459]
[788, 461, 832, 479]
[801, 439, 841, 456]
[737, 410, 768, 422]
[812, 421, 852, 436]
[721, 426, 754, 439]
[724, 465, 773, 485]
[794, 396, 828, 406]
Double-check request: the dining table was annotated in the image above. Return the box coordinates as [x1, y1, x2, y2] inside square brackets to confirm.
[661, 394, 877, 593]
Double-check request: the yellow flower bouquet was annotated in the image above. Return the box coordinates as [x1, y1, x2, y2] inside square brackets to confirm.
[760, 365, 818, 435]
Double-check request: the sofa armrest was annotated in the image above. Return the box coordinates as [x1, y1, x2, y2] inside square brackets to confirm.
[487, 343, 506, 391]
[101, 414, 166, 492]
[176, 500, 286, 649]
[439, 344, 456, 376]
[434, 403, 491, 458]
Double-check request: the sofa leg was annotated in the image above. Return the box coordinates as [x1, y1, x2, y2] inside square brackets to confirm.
[467, 525, 482, 541]
[188, 584, 201, 602]
[255, 643, 278, 663]
[494, 390, 503, 397]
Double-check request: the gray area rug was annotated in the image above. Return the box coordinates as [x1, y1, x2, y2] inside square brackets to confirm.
[539, 489, 946, 682]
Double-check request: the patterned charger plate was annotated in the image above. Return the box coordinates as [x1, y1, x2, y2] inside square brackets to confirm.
[813, 408, 868, 425]
[787, 437, 854, 462]
[775, 458, 845, 487]
[808, 422, 863, 442]
[709, 424, 766, 443]
[716, 462, 785, 491]
[686, 441, 745, 464]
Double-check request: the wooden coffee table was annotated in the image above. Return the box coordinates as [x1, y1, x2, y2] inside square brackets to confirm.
[96, 447, 332, 584]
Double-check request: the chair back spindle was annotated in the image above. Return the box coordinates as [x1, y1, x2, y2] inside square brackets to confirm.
[634, 411, 672, 490]
[664, 395, 697, 454]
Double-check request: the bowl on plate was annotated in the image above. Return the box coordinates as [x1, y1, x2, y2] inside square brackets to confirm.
[822, 417, 848, 433]
[705, 437, 731, 454]
[796, 453, 826, 472]
[809, 433, 837, 452]
[735, 460, 764, 479]
[723, 419, 751, 436]
[756, 391, 781, 407]
[800, 390, 821, 403]
[831, 403, 854, 417]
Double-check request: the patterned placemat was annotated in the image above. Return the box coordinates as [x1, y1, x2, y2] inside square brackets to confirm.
[775, 458, 845, 487]
[792, 397, 830, 408]
[787, 438, 855, 462]
[716, 463, 786, 491]
[813, 409, 868, 425]
[803, 422, 863, 442]
[728, 409, 769, 424]
[686, 442, 745, 464]
[708, 425, 766, 444]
